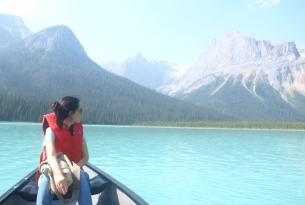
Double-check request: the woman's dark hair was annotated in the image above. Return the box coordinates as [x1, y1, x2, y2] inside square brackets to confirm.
[51, 96, 80, 127]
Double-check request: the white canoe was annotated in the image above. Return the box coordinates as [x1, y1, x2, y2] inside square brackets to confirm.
[0, 162, 149, 205]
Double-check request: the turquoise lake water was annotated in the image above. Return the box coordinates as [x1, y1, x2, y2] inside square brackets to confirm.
[0, 122, 305, 204]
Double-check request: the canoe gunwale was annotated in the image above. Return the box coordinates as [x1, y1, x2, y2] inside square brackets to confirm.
[0, 163, 149, 205]
[86, 162, 149, 205]
[0, 168, 37, 204]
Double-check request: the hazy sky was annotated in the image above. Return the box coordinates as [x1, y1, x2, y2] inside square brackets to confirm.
[0, 0, 304, 65]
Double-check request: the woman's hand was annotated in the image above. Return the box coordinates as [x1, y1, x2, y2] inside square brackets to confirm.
[54, 172, 68, 195]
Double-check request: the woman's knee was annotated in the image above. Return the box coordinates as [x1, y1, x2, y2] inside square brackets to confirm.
[38, 174, 51, 187]
[37, 175, 52, 204]
[80, 170, 90, 182]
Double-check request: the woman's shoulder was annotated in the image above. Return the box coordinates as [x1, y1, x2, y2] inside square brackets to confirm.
[45, 127, 55, 141]
[46, 127, 54, 134]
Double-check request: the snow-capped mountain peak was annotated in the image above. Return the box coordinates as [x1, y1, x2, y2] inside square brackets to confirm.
[159, 31, 305, 116]
[298, 45, 305, 58]
[125, 52, 148, 64]
[195, 32, 299, 69]
[101, 54, 189, 90]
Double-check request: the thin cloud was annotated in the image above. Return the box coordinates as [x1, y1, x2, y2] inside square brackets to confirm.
[249, 0, 281, 8]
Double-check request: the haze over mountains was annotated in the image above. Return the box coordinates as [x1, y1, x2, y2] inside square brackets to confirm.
[0, 14, 32, 46]
[100, 54, 189, 91]
[1, 13, 304, 123]
[103, 31, 305, 121]
[100, 53, 189, 91]
[0, 14, 231, 124]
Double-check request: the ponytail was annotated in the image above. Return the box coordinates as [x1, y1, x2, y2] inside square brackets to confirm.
[51, 100, 70, 127]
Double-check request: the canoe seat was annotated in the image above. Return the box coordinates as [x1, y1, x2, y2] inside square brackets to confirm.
[16, 174, 109, 202]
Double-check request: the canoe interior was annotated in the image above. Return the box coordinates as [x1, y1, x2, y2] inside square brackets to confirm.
[0, 163, 148, 205]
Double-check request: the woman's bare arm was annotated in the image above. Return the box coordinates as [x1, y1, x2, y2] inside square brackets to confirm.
[45, 136, 62, 176]
[77, 138, 89, 168]
[45, 134, 68, 194]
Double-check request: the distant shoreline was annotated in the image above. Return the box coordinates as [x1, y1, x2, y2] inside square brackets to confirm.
[132, 121, 305, 131]
[1, 120, 305, 131]
[130, 125, 305, 132]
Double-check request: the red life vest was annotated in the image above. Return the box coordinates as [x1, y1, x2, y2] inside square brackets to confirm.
[35, 112, 83, 187]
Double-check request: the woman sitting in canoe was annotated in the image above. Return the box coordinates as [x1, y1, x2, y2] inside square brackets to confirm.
[36, 96, 92, 205]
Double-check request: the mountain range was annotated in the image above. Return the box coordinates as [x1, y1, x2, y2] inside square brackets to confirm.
[0, 14, 231, 124]
[103, 31, 305, 121]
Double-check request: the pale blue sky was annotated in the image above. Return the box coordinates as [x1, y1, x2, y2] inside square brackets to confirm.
[0, 0, 304, 65]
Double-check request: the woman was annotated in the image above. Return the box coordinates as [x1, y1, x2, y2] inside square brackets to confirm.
[36, 96, 93, 205]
